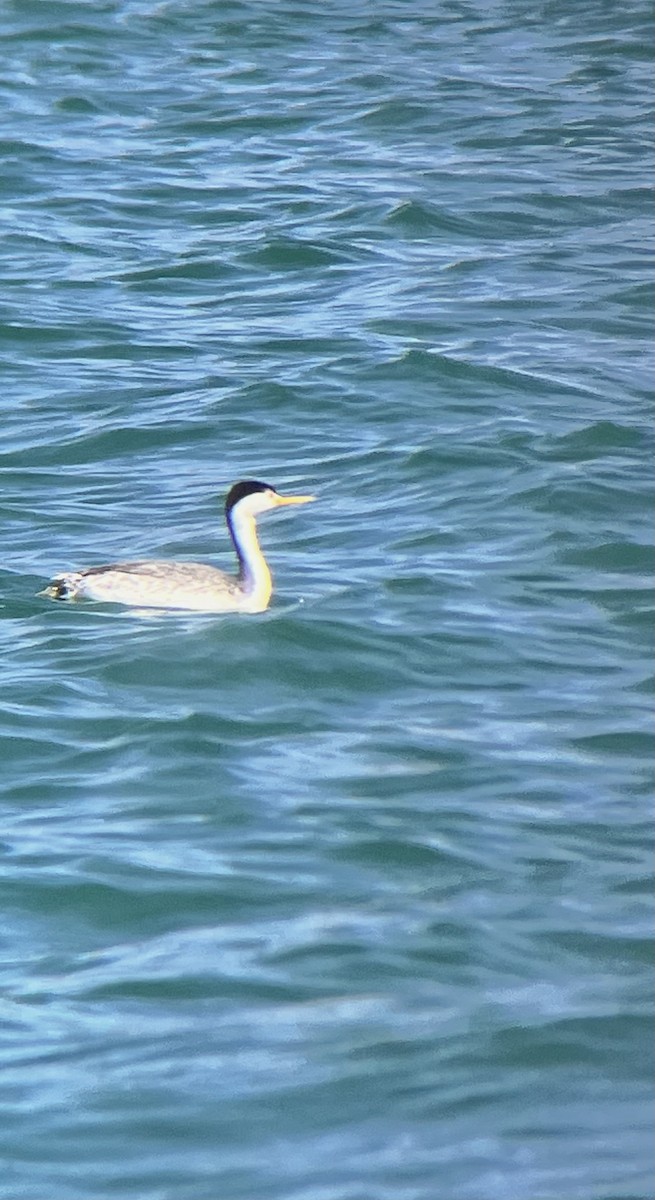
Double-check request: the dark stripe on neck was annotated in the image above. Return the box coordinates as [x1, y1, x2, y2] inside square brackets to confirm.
[226, 504, 247, 578]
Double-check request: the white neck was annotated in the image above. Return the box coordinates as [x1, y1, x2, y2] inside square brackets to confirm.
[228, 507, 273, 611]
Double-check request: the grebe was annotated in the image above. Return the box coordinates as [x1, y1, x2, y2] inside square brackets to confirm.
[40, 480, 315, 613]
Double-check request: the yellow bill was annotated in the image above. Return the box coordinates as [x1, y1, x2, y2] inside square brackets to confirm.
[274, 493, 316, 506]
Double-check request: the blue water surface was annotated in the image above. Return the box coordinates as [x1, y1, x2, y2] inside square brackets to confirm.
[0, 3, 653, 1198]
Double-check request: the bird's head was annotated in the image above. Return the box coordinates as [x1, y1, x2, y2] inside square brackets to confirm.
[225, 480, 315, 520]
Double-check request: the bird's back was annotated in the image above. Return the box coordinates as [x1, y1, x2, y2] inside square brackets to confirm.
[42, 560, 248, 612]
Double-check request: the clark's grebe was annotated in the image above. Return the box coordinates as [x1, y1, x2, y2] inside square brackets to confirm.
[40, 479, 315, 613]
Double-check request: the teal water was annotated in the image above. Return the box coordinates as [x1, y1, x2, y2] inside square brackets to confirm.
[1, 3, 653, 1197]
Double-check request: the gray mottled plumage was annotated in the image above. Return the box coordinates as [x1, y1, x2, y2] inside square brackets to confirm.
[41, 560, 244, 611]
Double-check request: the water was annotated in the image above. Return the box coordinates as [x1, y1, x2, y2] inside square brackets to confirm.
[1, 3, 653, 1198]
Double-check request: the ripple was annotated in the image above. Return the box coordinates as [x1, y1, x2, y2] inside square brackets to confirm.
[0, 2, 652, 1198]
